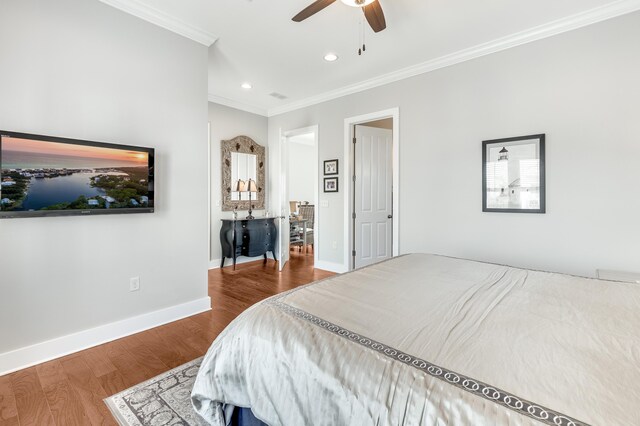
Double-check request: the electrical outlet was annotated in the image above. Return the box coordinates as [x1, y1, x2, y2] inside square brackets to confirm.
[332, 241, 337, 249]
[215, 200, 221, 207]
[130, 277, 140, 292]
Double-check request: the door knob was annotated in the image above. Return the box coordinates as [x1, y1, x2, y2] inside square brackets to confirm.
[387, 214, 393, 219]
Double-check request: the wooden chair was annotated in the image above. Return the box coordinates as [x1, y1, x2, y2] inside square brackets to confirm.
[298, 204, 314, 251]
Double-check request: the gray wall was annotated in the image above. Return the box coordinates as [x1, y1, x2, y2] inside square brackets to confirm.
[0, 0, 209, 353]
[209, 102, 268, 264]
[268, 12, 640, 277]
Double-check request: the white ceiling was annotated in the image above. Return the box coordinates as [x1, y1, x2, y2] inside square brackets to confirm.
[100, 0, 640, 116]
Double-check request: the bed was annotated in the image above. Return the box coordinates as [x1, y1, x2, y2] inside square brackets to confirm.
[191, 254, 640, 425]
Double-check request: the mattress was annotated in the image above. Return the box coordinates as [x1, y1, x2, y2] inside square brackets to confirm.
[191, 254, 640, 425]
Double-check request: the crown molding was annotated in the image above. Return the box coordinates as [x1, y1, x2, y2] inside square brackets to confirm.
[267, 0, 640, 117]
[208, 94, 269, 117]
[99, 0, 218, 46]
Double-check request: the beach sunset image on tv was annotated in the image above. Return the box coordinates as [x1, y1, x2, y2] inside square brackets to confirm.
[1, 135, 153, 213]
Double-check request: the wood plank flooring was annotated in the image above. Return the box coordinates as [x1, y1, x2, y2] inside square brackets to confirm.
[0, 252, 333, 426]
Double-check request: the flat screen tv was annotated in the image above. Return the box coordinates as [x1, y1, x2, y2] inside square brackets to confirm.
[0, 130, 154, 218]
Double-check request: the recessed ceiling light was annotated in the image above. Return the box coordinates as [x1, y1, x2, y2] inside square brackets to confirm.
[241, 82, 252, 89]
[324, 53, 338, 62]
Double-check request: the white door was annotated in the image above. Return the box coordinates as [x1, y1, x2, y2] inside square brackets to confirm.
[277, 134, 290, 271]
[354, 125, 393, 269]
[277, 212, 290, 272]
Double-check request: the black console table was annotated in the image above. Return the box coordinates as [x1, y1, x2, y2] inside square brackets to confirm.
[220, 217, 278, 269]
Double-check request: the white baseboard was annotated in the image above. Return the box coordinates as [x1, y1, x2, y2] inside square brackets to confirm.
[315, 260, 348, 274]
[209, 257, 346, 274]
[0, 296, 211, 376]
[208, 256, 270, 270]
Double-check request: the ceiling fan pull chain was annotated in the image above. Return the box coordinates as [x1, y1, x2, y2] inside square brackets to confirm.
[361, 17, 366, 55]
[358, 16, 363, 55]
[363, 28, 366, 52]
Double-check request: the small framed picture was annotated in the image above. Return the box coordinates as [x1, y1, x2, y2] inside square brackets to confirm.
[482, 134, 545, 213]
[324, 159, 338, 175]
[324, 177, 338, 193]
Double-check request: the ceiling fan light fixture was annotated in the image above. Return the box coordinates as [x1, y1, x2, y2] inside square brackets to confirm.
[340, 0, 375, 7]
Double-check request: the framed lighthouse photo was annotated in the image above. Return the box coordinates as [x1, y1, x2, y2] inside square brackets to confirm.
[482, 134, 545, 213]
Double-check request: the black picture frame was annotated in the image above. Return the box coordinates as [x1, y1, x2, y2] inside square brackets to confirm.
[482, 134, 545, 214]
[324, 177, 338, 193]
[324, 159, 338, 176]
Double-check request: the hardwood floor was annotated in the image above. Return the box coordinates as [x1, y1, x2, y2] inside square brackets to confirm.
[0, 252, 333, 426]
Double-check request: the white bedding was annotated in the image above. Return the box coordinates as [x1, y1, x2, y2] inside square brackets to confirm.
[191, 254, 640, 425]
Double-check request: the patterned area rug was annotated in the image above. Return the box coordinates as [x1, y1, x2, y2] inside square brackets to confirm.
[104, 357, 207, 426]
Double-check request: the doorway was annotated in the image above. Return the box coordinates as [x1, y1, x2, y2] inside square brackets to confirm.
[278, 125, 319, 271]
[344, 109, 399, 270]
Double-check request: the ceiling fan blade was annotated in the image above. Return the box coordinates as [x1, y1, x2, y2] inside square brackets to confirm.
[362, 0, 386, 33]
[292, 0, 337, 22]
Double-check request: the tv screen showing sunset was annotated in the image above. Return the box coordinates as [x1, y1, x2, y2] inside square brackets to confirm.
[1, 134, 153, 212]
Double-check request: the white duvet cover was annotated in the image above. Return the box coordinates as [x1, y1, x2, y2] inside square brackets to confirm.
[192, 254, 640, 426]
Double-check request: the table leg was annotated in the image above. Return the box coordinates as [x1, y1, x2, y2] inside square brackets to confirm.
[303, 222, 307, 253]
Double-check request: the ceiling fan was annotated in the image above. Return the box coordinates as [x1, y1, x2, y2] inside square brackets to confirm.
[292, 0, 386, 33]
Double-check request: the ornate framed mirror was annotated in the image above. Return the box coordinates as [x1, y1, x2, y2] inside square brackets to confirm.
[221, 136, 265, 211]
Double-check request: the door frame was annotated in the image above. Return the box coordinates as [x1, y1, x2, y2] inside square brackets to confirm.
[343, 108, 400, 271]
[280, 125, 320, 268]
[207, 122, 212, 266]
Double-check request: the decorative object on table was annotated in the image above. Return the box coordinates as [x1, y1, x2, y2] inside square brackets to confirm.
[220, 217, 277, 269]
[104, 357, 206, 426]
[482, 134, 545, 213]
[235, 179, 245, 196]
[324, 159, 339, 175]
[244, 178, 258, 219]
[221, 136, 265, 212]
[234, 179, 246, 220]
[324, 177, 339, 193]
